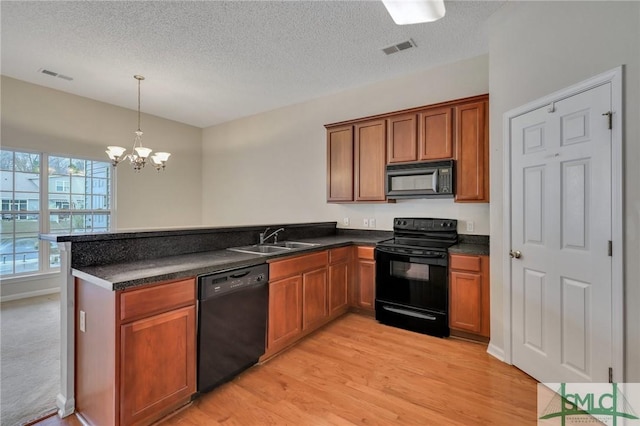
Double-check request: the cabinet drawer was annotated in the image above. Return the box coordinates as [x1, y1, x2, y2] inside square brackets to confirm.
[450, 254, 482, 272]
[357, 246, 375, 260]
[120, 278, 196, 323]
[329, 247, 351, 264]
[269, 251, 328, 281]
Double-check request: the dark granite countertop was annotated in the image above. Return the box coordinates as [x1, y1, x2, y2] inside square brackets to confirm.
[448, 234, 490, 256]
[74, 234, 387, 291]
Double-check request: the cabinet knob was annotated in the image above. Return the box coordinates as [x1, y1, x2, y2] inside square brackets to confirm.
[509, 250, 522, 259]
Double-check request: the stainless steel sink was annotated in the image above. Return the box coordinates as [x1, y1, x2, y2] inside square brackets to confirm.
[275, 241, 319, 249]
[227, 245, 291, 255]
[227, 241, 319, 256]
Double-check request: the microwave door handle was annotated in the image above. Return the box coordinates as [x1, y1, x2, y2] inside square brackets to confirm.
[432, 170, 438, 193]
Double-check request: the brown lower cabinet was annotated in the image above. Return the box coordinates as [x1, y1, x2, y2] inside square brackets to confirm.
[351, 246, 376, 314]
[328, 246, 351, 316]
[265, 248, 353, 358]
[449, 254, 490, 338]
[75, 277, 197, 426]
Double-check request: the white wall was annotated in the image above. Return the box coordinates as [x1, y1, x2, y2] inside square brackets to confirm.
[1, 76, 203, 299]
[1, 76, 203, 229]
[202, 55, 491, 235]
[488, 1, 640, 381]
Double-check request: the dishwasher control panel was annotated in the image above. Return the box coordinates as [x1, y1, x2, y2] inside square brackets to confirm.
[199, 264, 269, 300]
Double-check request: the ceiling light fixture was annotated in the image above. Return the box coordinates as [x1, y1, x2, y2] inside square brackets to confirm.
[382, 0, 446, 25]
[106, 75, 171, 172]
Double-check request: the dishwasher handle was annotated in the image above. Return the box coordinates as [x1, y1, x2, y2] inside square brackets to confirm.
[198, 264, 269, 301]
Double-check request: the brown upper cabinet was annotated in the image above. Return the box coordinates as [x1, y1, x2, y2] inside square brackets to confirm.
[326, 120, 387, 203]
[455, 100, 489, 202]
[326, 125, 354, 202]
[386, 107, 452, 164]
[387, 113, 418, 163]
[354, 119, 387, 201]
[418, 107, 453, 160]
[326, 94, 489, 203]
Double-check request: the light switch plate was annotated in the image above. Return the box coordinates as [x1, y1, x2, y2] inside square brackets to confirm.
[363, 218, 369, 227]
[343, 217, 350, 226]
[369, 218, 376, 228]
[466, 221, 474, 232]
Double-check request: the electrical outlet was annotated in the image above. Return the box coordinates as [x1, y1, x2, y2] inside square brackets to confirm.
[369, 218, 376, 228]
[466, 221, 474, 232]
[363, 218, 369, 227]
[343, 217, 350, 226]
[79, 310, 86, 333]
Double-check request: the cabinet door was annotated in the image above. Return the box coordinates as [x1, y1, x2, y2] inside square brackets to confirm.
[449, 271, 483, 333]
[329, 261, 349, 316]
[455, 101, 488, 202]
[268, 276, 302, 350]
[387, 114, 418, 163]
[418, 107, 453, 160]
[357, 259, 376, 311]
[327, 125, 354, 202]
[354, 120, 386, 201]
[302, 268, 328, 331]
[120, 305, 196, 426]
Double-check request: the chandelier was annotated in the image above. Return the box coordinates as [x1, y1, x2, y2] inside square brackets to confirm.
[106, 75, 171, 171]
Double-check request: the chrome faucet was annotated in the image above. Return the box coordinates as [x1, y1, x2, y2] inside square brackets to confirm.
[259, 227, 285, 244]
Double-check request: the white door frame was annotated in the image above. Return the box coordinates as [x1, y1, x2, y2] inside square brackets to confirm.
[501, 66, 624, 382]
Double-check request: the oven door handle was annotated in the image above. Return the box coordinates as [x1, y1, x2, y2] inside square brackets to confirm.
[375, 246, 446, 260]
[381, 305, 437, 321]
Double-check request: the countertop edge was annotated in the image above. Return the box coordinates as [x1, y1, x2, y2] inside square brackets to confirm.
[72, 269, 115, 291]
[448, 244, 490, 256]
[74, 238, 381, 291]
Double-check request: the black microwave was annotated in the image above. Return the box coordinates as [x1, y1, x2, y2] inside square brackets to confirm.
[385, 160, 454, 199]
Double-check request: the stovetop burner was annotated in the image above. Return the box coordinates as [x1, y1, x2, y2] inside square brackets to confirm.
[377, 218, 458, 253]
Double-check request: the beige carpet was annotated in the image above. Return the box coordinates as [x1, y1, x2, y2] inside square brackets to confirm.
[1, 293, 60, 426]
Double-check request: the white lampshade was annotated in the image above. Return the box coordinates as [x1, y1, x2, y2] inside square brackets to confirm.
[106, 146, 127, 158]
[153, 152, 171, 162]
[134, 147, 152, 159]
[382, 0, 446, 25]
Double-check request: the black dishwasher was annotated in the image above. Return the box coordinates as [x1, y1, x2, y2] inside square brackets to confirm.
[197, 264, 268, 393]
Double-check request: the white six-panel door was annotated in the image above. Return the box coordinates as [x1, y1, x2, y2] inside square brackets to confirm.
[510, 83, 612, 383]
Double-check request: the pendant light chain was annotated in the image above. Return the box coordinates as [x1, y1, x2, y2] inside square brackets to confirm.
[137, 76, 141, 132]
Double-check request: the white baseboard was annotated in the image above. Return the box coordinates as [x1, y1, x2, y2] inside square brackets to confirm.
[1, 287, 60, 302]
[487, 342, 506, 362]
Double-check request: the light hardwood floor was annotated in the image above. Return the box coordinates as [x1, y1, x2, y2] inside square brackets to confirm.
[36, 313, 538, 425]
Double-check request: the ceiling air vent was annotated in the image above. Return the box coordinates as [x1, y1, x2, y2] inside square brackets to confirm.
[38, 68, 74, 81]
[40, 69, 58, 77]
[382, 39, 417, 55]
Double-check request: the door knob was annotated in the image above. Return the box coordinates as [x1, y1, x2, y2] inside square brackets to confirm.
[509, 250, 522, 259]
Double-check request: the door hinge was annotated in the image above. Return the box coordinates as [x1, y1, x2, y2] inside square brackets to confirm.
[602, 111, 613, 129]
[608, 240, 613, 257]
[609, 367, 613, 383]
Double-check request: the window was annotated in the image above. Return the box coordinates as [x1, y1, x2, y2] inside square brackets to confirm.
[54, 180, 70, 192]
[0, 149, 113, 277]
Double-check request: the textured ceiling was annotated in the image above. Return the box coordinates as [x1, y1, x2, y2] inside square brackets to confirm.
[1, 1, 504, 128]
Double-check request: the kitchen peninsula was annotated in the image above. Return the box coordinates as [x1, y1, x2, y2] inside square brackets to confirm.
[42, 221, 488, 426]
[41, 222, 390, 426]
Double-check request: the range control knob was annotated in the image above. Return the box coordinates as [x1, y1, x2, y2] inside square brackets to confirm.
[256, 274, 264, 282]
